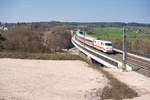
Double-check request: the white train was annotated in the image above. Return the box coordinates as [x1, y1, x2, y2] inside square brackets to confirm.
[75, 30, 113, 53]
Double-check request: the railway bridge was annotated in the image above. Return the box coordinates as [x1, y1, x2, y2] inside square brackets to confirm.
[71, 35, 150, 77]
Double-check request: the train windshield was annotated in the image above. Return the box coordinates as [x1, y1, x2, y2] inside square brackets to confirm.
[79, 32, 84, 35]
[105, 43, 112, 46]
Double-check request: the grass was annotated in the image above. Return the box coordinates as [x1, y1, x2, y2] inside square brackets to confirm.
[87, 63, 138, 100]
[90, 27, 150, 42]
[101, 69, 138, 100]
[0, 52, 82, 60]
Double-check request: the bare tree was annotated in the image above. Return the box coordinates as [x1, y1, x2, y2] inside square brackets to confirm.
[3, 26, 43, 52]
[45, 26, 72, 52]
[140, 39, 150, 54]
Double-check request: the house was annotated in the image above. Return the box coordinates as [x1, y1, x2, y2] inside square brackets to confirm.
[0, 25, 8, 31]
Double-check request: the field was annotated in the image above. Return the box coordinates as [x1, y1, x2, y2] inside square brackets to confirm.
[89, 27, 150, 57]
[90, 27, 150, 42]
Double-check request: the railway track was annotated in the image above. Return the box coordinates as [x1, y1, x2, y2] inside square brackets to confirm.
[109, 53, 150, 72]
[75, 37, 150, 77]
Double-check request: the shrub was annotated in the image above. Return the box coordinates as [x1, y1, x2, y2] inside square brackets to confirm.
[3, 26, 43, 53]
[0, 34, 5, 51]
[45, 26, 73, 52]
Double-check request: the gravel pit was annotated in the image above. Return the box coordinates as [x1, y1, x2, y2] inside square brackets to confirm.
[0, 58, 108, 100]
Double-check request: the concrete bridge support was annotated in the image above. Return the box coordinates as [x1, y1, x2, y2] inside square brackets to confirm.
[78, 50, 92, 63]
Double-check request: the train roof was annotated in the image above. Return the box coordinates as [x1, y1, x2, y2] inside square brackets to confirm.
[85, 35, 97, 41]
[76, 30, 112, 43]
[95, 39, 112, 43]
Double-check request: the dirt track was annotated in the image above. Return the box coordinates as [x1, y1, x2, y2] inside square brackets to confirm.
[0, 58, 108, 100]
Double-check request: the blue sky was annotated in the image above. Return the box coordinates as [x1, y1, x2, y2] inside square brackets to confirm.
[0, 0, 150, 23]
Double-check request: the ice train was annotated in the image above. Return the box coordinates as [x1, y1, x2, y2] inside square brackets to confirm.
[75, 30, 113, 53]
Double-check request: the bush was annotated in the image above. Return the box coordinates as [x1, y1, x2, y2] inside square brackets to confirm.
[140, 39, 150, 54]
[0, 34, 5, 51]
[2, 26, 73, 53]
[0, 52, 82, 60]
[3, 26, 43, 53]
[112, 40, 122, 49]
[44, 26, 73, 52]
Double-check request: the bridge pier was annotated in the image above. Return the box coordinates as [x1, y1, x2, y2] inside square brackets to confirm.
[78, 50, 92, 63]
[78, 50, 87, 60]
[87, 56, 93, 63]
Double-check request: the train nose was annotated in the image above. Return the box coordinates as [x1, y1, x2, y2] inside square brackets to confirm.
[106, 47, 112, 49]
[106, 47, 113, 52]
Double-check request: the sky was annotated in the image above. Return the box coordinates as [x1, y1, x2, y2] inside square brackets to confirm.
[0, 0, 150, 23]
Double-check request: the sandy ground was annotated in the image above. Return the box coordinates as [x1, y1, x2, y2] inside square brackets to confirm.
[102, 67, 150, 100]
[0, 58, 108, 100]
[68, 47, 79, 55]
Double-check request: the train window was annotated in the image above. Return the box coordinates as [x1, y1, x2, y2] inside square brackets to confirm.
[105, 43, 112, 46]
[97, 38, 101, 40]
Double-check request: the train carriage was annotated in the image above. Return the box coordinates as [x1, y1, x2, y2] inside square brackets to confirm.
[93, 40, 113, 53]
[76, 30, 113, 53]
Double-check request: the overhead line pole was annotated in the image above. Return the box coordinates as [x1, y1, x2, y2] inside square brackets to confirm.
[84, 29, 85, 47]
[122, 27, 127, 71]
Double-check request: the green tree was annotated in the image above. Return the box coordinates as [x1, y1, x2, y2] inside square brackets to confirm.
[0, 34, 5, 51]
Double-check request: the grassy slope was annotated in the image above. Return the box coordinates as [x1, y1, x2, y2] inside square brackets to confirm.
[88, 63, 138, 100]
[91, 27, 150, 42]
[0, 52, 82, 60]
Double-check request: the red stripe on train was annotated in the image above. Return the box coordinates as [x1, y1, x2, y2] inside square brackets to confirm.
[94, 44, 105, 51]
[76, 36, 105, 51]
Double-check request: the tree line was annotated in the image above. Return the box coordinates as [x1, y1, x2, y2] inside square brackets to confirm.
[0, 26, 73, 53]
[2, 21, 150, 30]
[112, 39, 150, 58]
